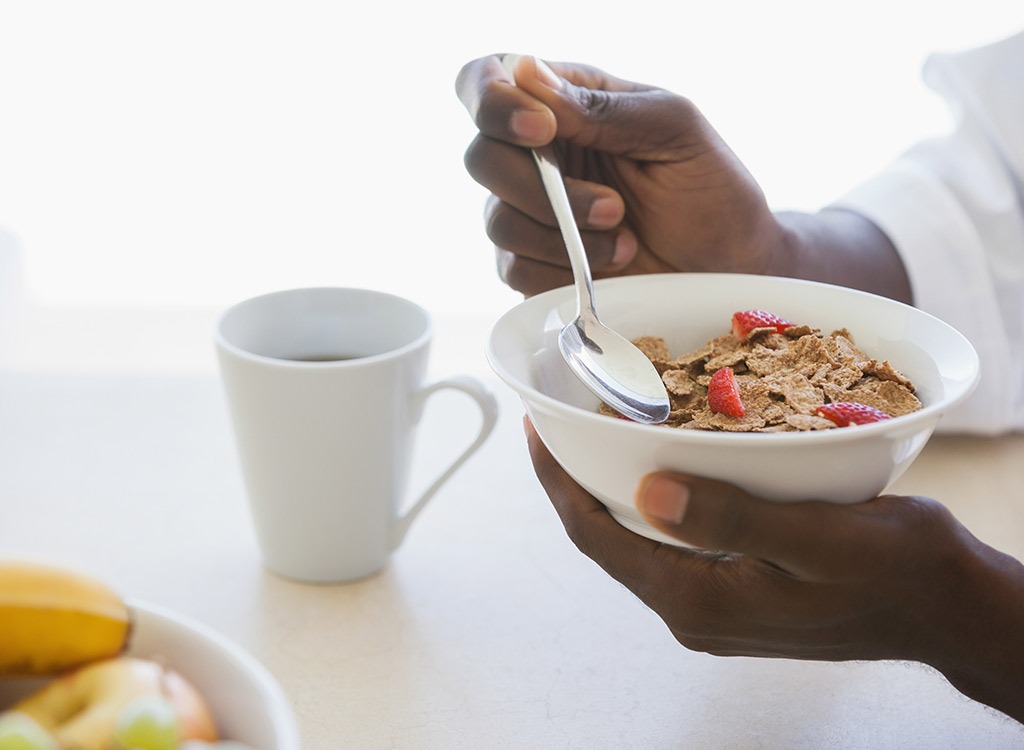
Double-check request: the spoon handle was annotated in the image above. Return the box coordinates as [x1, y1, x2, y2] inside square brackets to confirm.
[531, 144, 598, 321]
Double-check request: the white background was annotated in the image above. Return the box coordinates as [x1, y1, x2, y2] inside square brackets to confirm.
[1, 1, 1022, 321]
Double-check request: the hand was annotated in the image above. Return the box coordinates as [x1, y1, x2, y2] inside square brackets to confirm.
[455, 54, 912, 303]
[524, 418, 1024, 722]
[455, 54, 781, 297]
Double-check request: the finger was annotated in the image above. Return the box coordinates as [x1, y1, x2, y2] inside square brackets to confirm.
[524, 417, 664, 589]
[634, 472, 901, 581]
[496, 248, 573, 297]
[670, 615, 902, 662]
[509, 55, 709, 160]
[654, 559, 848, 657]
[486, 197, 571, 268]
[507, 55, 651, 99]
[485, 194, 635, 271]
[457, 52, 644, 146]
[465, 134, 627, 232]
[455, 55, 557, 146]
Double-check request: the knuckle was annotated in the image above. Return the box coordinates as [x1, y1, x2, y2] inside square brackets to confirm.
[566, 515, 620, 564]
[674, 631, 715, 654]
[565, 88, 620, 146]
[482, 197, 505, 242]
[462, 135, 493, 185]
[474, 78, 513, 131]
[494, 245, 513, 279]
[637, 551, 739, 640]
[496, 251, 531, 295]
[889, 495, 958, 539]
[871, 494, 966, 572]
[499, 252, 570, 297]
[483, 199, 523, 250]
[573, 87, 617, 119]
[702, 497, 755, 552]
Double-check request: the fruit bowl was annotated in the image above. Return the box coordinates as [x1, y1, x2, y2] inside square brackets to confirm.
[487, 273, 980, 544]
[0, 600, 300, 749]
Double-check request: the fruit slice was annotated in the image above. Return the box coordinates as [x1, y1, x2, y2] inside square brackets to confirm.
[115, 696, 180, 750]
[707, 367, 745, 418]
[13, 657, 218, 749]
[731, 309, 794, 339]
[816, 402, 892, 426]
[0, 712, 59, 750]
[0, 561, 132, 676]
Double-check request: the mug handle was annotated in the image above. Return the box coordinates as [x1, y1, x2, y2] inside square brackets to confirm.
[391, 375, 499, 548]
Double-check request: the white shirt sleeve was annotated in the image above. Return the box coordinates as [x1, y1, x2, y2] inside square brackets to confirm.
[832, 30, 1024, 435]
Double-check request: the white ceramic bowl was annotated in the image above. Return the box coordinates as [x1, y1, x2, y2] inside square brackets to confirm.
[0, 600, 300, 750]
[488, 273, 980, 544]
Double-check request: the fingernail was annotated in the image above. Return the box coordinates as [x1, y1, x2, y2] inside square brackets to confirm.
[510, 109, 551, 141]
[611, 230, 637, 267]
[533, 58, 563, 90]
[638, 476, 690, 525]
[500, 53, 521, 78]
[588, 197, 620, 227]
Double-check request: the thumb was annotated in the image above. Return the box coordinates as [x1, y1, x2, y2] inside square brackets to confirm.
[508, 55, 712, 161]
[634, 472, 880, 579]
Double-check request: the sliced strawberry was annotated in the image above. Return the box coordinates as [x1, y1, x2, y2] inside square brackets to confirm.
[731, 309, 794, 339]
[707, 367, 745, 418]
[816, 402, 892, 427]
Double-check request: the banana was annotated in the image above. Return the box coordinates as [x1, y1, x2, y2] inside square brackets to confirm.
[0, 560, 132, 675]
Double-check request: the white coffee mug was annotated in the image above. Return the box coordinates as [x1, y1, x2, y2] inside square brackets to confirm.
[215, 287, 498, 583]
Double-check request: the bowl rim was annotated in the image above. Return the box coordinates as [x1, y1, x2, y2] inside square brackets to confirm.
[127, 598, 301, 749]
[486, 273, 980, 445]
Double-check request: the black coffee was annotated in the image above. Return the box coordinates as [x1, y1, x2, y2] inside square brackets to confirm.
[286, 353, 365, 362]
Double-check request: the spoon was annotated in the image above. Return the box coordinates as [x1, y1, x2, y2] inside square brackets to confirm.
[530, 143, 671, 424]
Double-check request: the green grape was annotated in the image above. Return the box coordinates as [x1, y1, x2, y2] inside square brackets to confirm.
[113, 696, 179, 750]
[0, 712, 59, 750]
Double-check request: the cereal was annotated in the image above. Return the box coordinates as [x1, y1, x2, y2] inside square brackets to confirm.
[598, 312, 923, 431]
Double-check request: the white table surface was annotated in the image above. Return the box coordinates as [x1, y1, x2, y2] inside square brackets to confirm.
[2, 302, 1024, 749]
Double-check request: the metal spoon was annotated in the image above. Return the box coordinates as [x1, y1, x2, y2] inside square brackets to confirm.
[531, 143, 670, 424]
